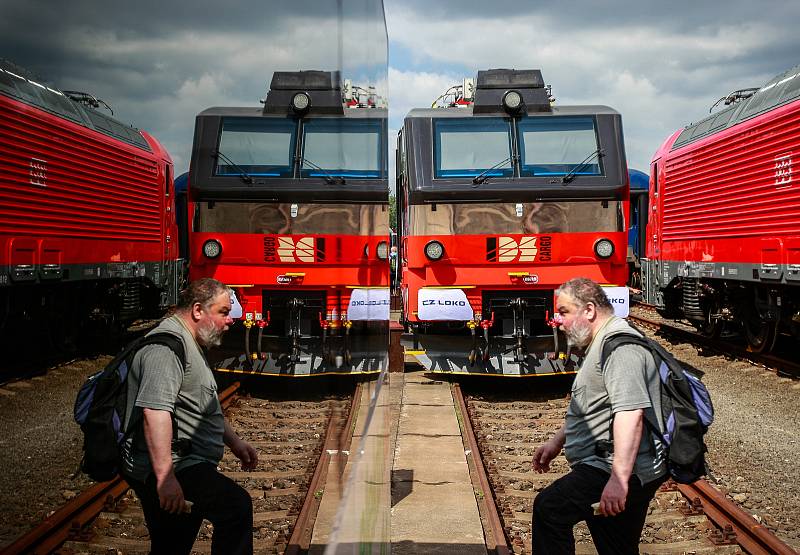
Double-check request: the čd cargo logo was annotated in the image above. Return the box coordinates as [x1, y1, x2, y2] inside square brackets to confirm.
[486, 236, 551, 262]
[263, 236, 325, 263]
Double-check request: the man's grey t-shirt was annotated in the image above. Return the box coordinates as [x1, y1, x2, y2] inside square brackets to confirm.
[564, 316, 666, 485]
[121, 316, 225, 482]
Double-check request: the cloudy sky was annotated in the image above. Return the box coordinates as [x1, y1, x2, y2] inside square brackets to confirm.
[2, 0, 799, 180]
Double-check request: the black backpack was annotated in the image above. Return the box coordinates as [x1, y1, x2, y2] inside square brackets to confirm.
[74, 333, 185, 482]
[601, 334, 714, 484]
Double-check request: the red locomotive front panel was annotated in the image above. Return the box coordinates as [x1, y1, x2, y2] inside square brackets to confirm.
[191, 202, 389, 320]
[644, 64, 800, 352]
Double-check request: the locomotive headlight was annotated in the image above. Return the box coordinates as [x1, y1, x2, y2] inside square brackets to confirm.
[291, 92, 311, 114]
[594, 239, 614, 259]
[376, 241, 389, 260]
[424, 240, 445, 261]
[502, 90, 523, 113]
[203, 239, 222, 259]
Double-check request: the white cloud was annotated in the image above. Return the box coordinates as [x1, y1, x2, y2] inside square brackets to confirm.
[385, 6, 797, 171]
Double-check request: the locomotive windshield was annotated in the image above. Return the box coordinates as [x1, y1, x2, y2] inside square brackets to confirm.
[215, 118, 296, 177]
[301, 119, 383, 179]
[431, 116, 602, 180]
[213, 117, 383, 180]
[518, 116, 601, 177]
[434, 118, 513, 179]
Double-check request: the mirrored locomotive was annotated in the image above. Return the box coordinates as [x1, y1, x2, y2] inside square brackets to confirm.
[188, 71, 389, 375]
[396, 69, 630, 375]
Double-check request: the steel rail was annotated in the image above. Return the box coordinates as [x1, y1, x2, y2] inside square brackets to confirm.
[628, 313, 800, 377]
[452, 383, 511, 555]
[677, 480, 797, 555]
[0, 477, 129, 555]
[0, 381, 241, 555]
[285, 383, 362, 555]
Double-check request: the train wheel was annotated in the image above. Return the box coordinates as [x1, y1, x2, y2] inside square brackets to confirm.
[695, 304, 722, 339]
[742, 312, 778, 353]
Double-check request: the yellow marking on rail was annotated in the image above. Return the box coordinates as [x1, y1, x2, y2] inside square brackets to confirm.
[227, 284, 254, 288]
[404, 350, 427, 355]
[214, 367, 381, 377]
[285, 272, 306, 277]
[429, 369, 577, 378]
[508, 272, 530, 277]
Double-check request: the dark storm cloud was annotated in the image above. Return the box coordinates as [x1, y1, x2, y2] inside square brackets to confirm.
[0, 0, 387, 171]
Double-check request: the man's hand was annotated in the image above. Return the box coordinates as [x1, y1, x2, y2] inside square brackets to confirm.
[230, 438, 259, 471]
[156, 472, 186, 514]
[532, 436, 563, 473]
[599, 473, 628, 516]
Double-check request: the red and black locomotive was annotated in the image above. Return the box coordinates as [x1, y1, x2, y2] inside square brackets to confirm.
[642, 64, 800, 352]
[187, 71, 389, 376]
[396, 69, 630, 376]
[0, 60, 181, 347]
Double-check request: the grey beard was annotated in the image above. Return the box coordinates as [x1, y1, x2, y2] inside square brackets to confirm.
[565, 320, 592, 349]
[197, 319, 225, 347]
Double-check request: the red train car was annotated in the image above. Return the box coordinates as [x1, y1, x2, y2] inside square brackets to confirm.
[642, 64, 800, 352]
[187, 71, 389, 376]
[0, 60, 181, 345]
[396, 69, 630, 376]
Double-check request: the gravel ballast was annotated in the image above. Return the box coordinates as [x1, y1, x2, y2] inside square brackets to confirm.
[1, 316, 799, 552]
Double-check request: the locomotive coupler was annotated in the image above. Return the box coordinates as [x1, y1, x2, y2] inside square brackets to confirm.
[467, 320, 478, 366]
[343, 320, 353, 366]
[243, 318, 255, 364]
[319, 312, 331, 360]
[480, 312, 495, 362]
[506, 298, 528, 363]
[257, 314, 269, 361]
[545, 311, 563, 360]
[287, 298, 305, 364]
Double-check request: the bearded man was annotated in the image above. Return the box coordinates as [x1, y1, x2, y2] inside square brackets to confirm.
[531, 277, 667, 554]
[121, 278, 258, 555]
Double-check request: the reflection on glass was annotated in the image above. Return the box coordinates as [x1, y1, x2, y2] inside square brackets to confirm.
[302, 119, 383, 178]
[410, 201, 622, 235]
[434, 118, 512, 178]
[197, 202, 389, 235]
[518, 116, 601, 176]
[215, 118, 296, 177]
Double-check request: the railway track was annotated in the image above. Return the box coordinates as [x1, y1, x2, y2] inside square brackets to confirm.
[1, 381, 360, 555]
[630, 305, 800, 378]
[452, 384, 798, 555]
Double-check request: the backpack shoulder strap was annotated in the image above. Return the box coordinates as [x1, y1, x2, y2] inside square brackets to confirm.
[124, 332, 187, 443]
[600, 332, 666, 442]
[135, 332, 187, 370]
[600, 333, 652, 369]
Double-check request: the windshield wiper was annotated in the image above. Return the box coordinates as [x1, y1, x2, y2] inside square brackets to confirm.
[212, 150, 254, 184]
[558, 148, 604, 184]
[472, 156, 513, 186]
[298, 156, 345, 185]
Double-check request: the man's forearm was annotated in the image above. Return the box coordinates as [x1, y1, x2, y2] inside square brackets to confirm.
[610, 409, 644, 481]
[550, 423, 567, 449]
[143, 408, 176, 481]
[223, 418, 240, 447]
